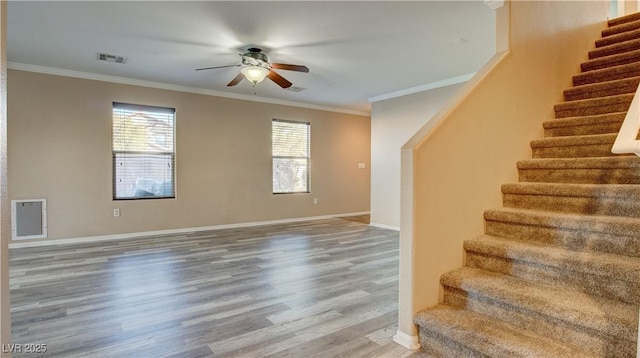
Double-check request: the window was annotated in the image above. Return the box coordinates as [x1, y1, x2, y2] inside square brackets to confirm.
[112, 102, 175, 200]
[272, 119, 310, 193]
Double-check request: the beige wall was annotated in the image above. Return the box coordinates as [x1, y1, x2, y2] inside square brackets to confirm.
[8, 70, 371, 241]
[370, 84, 464, 229]
[397, 0, 610, 339]
[617, 0, 639, 16]
[0, 1, 10, 356]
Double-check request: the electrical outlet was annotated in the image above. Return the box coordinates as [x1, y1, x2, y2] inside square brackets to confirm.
[313, 198, 318, 205]
[358, 162, 366, 169]
[113, 209, 120, 217]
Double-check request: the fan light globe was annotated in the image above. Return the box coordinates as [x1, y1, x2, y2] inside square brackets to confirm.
[241, 66, 269, 84]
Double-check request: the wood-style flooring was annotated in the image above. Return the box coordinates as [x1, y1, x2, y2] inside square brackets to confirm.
[9, 217, 430, 357]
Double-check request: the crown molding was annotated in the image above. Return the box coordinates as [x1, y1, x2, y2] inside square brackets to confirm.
[484, 0, 505, 10]
[8, 62, 370, 117]
[367, 72, 475, 103]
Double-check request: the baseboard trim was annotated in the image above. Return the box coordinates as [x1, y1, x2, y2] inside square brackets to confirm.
[9, 211, 371, 249]
[369, 222, 400, 231]
[393, 329, 421, 350]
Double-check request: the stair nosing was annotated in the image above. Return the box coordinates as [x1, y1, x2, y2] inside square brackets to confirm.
[564, 77, 640, 94]
[589, 37, 640, 59]
[517, 156, 640, 169]
[465, 235, 640, 283]
[596, 27, 640, 48]
[543, 112, 626, 129]
[604, 17, 640, 37]
[484, 206, 640, 237]
[415, 304, 597, 358]
[554, 93, 634, 111]
[440, 267, 638, 340]
[501, 181, 640, 197]
[607, 13, 640, 28]
[530, 133, 617, 148]
[573, 61, 640, 85]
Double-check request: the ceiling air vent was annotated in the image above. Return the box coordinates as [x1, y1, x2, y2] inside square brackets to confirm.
[285, 86, 305, 92]
[97, 52, 126, 64]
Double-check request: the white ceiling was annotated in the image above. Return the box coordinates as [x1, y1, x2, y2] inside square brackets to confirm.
[7, 1, 496, 115]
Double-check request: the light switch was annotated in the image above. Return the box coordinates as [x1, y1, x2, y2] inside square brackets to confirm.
[358, 163, 366, 169]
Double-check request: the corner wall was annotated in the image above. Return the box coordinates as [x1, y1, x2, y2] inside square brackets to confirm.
[0, 2, 10, 356]
[370, 83, 464, 230]
[8, 70, 371, 242]
[397, 0, 610, 341]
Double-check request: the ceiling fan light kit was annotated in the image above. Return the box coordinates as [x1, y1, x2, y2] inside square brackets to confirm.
[241, 65, 269, 84]
[196, 47, 309, 89]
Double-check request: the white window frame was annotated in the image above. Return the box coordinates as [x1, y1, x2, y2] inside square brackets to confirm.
[272, 119, 311, 194]
[112, 102, 176, 200]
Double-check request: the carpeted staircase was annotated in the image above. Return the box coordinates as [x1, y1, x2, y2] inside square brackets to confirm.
[414, 12, 640, 358]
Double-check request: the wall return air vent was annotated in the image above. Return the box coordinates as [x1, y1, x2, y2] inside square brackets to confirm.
[11, 199, 47, 240]
[97, 52, 127, 64]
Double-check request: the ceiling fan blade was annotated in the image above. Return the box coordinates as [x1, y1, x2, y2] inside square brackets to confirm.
[267, 70, 293, 88]
[270, 63, 310, 73]
[195, 64, 240, 71]
[227, 73, 244, 87]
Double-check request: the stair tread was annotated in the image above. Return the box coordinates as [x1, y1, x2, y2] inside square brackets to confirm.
[604, 17, 640, 37]
[554, 93, 633, 111]
[596, 27, 640, 48]
[589, 37, 640, 59]
[517, 155, 640, 169]
[583, 48, 640, 72]
[608, 13, 640, 27]
[573, 61, 640, 85]
[465, 235, 640, 283]
[415, 304, 597, 358]
[502, 181, 640, 197]
[484, 206, 640, 237]
[530, 133, 617, 148]
[564, 76, 640, 96]
[439, 267, 638, 340]
[543, 112, 626, 130]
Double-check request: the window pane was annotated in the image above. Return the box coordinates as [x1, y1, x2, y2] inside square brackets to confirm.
[114, 153, 174, 199]
[272, 121, 309, 157]
[273, 158, 309, 193]
[113, 108, 174, 153]
[112, 103, 176, 200]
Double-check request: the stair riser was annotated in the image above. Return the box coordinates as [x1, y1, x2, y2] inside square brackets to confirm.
[564, 83, 639, 101]
[596, 29, 640, 48]
[607, 13, 640, 28]
[531, 144, 623, 158]
[554, 101, 632, 118]
[484, 220, 640, 257]
[589, 40, 640, 60]
[573, 65, 640, 86]
[581, 51, 640, 72]
[502, 193, 640, 217]
[603, 20, 640, 37]
[417, 328, 484, 358]
[518, 167, 640, 184]
[544, 121, 622, 137]
[443, 287, 636, 358]
[465, 252, 640, 305]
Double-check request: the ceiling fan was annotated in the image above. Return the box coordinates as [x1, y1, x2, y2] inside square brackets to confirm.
[196, 47, 309, 89]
